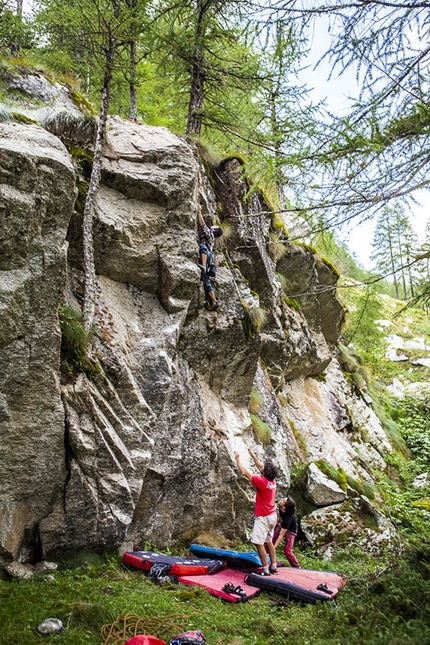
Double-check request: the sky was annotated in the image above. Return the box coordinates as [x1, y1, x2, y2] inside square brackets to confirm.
[302, 18, 430, 270]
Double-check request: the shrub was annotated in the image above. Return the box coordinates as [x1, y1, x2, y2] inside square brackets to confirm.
[242, 304, 267, 339]
[314, 460, 348, 491]
[250, 414, 272, 446]
[59, 305, 100, 378]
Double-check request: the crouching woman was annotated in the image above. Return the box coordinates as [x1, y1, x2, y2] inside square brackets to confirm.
[273, 496, 301, 568]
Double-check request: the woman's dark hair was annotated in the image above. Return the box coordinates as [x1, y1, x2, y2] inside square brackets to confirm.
[282, 496, 296, 516]
[213, 226, 223, 238]
[263, 461, 278, 481]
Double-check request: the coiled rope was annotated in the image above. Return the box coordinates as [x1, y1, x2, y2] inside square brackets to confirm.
[101, 612, 200, 645]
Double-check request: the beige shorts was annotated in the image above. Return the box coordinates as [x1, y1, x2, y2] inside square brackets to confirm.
[251, 512, 278, 545]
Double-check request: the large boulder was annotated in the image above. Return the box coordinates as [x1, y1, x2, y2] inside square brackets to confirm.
[300, 496, 397, 557]
[0, 122, 76, 560]
[304, 463, 347, 506]
[0, 113, 394, 562]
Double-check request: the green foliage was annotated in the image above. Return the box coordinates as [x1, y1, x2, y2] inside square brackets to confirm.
[314, 460, 378, 499]
[288, 418, 308, 457]
[59, 306, 100, 378]
[249, 387, 263, 415]
[371, 202, 418, 301]
[313, 230, 369, 283]
[0, 105, 37, 124]
[345, 476, 377, 500]
[242, 303, 267, 339]
[343, 286, 385, 356]
[0, 6, 36, 56]
[249, 413, 272, 446]
[337, 342, 361, 372]
[314, 460, 348, 491]
[370, 395, 408, 454]
[390, 396, 430, 469]
[69, 89, 97, 115]
[283, 295, 301, 311]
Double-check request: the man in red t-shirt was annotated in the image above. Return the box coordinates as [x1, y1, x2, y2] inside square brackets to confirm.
[234, 448, 278, 576]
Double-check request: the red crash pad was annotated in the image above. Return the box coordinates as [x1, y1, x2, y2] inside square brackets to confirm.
[177, 567, 261, 603]
[124, 636, 167, 645]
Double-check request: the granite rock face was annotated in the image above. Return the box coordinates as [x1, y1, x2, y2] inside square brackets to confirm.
[304, 463, 347, 506]
[0, 115, 392, 562]
[0, 123, 76, 560]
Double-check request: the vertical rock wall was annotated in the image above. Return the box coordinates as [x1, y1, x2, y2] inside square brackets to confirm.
[0, 117, 390, 562]
[0, 123, 76, 560]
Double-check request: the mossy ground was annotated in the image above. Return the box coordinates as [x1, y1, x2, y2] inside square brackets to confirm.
[1, 543, 429, 645]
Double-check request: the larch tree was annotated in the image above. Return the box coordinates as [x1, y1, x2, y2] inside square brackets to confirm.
[0, 0, 34, 56]
[249, 18, 318, 211]
[371, 203, 418, 300]
[259, 2, 430, 225]
[371, 206, 401, 299]
[34, 0, 149, 329]
[150, 0, 259, 138]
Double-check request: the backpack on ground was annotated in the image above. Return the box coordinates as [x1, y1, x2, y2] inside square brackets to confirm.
[169, 631, 206, 645]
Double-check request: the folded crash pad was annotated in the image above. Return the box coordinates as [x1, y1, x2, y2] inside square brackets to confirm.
[189, 544, 271, 570]
[123, 551, 226, 576]
[245, 567, 346, 603]
[178, 567, 261, 603]
[124, 637, 167, 645]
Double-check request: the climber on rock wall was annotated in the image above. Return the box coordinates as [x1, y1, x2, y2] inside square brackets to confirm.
[197, 204, 222, 311]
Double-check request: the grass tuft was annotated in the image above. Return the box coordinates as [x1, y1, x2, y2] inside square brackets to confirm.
[250, 413, 272, 446]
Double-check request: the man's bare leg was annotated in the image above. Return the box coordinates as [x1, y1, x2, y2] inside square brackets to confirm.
[266, 541, 277, 571]
[256, 543, 269, 569]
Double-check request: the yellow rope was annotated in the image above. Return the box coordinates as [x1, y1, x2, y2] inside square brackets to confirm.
[101, 612, 201, 645]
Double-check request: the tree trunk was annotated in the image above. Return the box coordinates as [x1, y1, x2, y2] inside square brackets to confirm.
[128, 0, 137, 121]
[10, 0, 24, 56]
[186, 54, 205, 136]
[129, 37, 137, 120]
[407, 257, 415, 298]
[388, 236, 399, 299]
[277, 181, 286, 212]
[82, 33, 116, 331]
[186, 0, 206, 136]
[396, 230, 408, 300]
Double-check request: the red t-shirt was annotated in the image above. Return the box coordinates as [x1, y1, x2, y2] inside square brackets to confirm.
[251, 475, 276, 516]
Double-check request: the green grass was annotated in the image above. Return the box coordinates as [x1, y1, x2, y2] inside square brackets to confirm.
[249, 413, 272, 446]
[1, 543, 429, 645]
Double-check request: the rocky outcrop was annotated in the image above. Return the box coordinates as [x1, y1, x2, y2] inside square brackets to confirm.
[304, 463, 347, 506]
[0, 122, 76, 561]
[301, 496, 397, 557]
[0, 112, 393, 563]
